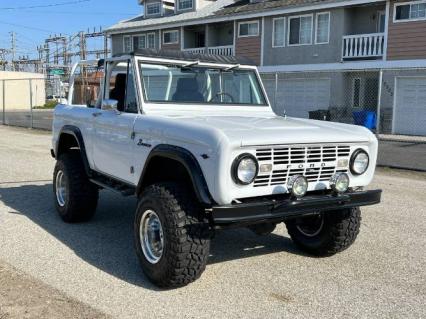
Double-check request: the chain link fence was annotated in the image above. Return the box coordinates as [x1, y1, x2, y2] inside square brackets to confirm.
[0, 76, 64, 130]
[1, 67, 425, 170]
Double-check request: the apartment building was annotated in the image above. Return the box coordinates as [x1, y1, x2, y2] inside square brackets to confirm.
[106, 0, 426, 136]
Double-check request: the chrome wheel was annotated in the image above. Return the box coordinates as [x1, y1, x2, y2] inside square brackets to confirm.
[140, 210, 164, 264]
[296, 214, 324, 237]
[55, 170, 67, 207]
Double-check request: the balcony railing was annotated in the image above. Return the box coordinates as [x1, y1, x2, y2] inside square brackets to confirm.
[342, 33, 385, 59]
[207, 45, 234, 56]
[183, 47, 206, 54]
[183, 45, 234, 56]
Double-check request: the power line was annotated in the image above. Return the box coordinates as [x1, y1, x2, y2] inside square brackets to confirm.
[0, 20, 53, 33]
[0, 0, 91, 10]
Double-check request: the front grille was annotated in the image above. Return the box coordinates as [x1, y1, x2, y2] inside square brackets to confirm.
[253, 144, 350, 187]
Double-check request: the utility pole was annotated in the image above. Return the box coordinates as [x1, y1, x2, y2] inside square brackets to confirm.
[10, 32, 16, 71]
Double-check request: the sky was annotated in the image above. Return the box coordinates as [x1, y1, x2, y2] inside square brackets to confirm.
[0, 0, 142, 59]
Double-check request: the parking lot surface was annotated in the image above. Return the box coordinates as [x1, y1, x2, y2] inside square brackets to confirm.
[0, 126, 425, 319]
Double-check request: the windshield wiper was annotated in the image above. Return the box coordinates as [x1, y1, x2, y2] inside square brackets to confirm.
[182, 60, 200, 68]
[225, 64, 240, 71]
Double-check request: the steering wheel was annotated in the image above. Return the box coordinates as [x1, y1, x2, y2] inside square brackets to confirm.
[209, 92, 234, 103]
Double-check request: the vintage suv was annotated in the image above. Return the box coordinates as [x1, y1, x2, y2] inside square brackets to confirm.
[52, 49, 381, 288]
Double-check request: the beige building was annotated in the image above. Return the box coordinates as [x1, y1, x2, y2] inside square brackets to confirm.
[0, 71, 45, 110]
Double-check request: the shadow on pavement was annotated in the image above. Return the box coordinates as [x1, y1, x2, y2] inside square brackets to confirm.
[0, 183, 303, 289]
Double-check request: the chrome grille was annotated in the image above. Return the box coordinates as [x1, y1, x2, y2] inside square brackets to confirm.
[253, 145, 350, 187]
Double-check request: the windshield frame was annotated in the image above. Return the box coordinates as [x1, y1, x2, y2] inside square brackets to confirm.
[134, 56, 270, 109]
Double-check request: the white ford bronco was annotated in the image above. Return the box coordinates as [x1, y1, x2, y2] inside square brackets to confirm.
[52, 49, 382, 288]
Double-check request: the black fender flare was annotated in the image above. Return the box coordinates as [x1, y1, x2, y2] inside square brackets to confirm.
[55, 125, 91, 176]
[136, 144, 215, 206]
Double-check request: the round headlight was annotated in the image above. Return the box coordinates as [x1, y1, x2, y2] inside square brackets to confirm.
[287, 175, 308, 198]
[232, 154, 258, 185]
[330, 172, 350, 194]
[350, 149, 369, 175]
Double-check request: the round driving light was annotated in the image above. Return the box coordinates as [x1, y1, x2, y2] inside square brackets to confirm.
[350, 149, 369, 175]
[287, 175, 308, 198]
[232, 154, 258, 185]
[330, 172, 350, 194]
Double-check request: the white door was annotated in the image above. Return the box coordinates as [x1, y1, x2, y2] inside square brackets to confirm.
[92, 59, 138, 183]
[275, 78, 331, 118]
[394, 77, 426, 136]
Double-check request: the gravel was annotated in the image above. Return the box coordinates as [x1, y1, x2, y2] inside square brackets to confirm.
[0, 125, 425, 319]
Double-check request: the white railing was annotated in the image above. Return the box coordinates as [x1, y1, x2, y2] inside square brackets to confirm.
[207, 45, 234, 56]
[183, 45, 234, 56]
[342, 33, 385, 59]
[182, 47, 206, 54]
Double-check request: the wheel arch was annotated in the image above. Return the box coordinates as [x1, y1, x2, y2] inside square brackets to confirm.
[55, 125, 91, 176]
[136, 144, 215, 207]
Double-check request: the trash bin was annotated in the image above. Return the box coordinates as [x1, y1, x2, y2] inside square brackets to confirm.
[352, 111, 376, 130]
[309, 110, 330, 121]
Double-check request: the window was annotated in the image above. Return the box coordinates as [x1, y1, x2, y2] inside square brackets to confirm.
[146, 2, 161, 15]
[288, 15, 313, 45]
[178, 0, 193, 10]
[147, 33, 156, 48]
[139, 63, 267, 106]
[163, 30, 179, 44]
[353, 78, 361, 108]
[315, 12, 330, 44]
[125, 64, 138, 113]
[123, 36, 132, 52]
[238, 21, 259, 37]
[378, 11, 386, 32]
[395, 1, 426, 21]
[106, 61, 138, 113]
[133, 35, 146, 50]
[273, 17, 285, 47]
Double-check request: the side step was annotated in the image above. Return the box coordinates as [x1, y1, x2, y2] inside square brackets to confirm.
[89, 172, 135, 196]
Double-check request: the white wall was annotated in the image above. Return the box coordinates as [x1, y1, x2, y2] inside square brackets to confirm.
[0, 71, 46, 110]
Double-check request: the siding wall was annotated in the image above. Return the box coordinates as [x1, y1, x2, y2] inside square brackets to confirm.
[387, 0, 426, 60]
[235, 19, 261, 65]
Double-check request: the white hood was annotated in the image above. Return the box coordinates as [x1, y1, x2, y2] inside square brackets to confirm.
[145, 106, 375, 147]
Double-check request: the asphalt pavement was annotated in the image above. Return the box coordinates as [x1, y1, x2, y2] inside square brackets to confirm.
[0, 125, 425, 319]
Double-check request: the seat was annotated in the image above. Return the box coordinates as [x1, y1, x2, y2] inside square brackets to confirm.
[110, 73, 127, 111]
[172, 78, 204, 102]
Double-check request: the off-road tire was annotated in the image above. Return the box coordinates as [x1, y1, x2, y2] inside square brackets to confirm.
[134, 182, 211, 288]
[285, 208, 361, 256]
[53, 151, 99, 223]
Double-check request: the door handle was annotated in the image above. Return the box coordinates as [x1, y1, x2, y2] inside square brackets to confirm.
[92, 112, 102, 117]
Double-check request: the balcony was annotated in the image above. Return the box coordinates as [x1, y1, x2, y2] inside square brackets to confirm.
[182, 22, 234, 56]
[342, 33, 385, 60]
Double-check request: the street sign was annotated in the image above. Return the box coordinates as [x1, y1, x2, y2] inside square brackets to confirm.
[50, 69, 64, 75]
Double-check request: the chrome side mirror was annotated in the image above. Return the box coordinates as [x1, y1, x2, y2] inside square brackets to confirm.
[102, 99, 118, 111]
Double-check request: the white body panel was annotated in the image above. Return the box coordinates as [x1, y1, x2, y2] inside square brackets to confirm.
[52, 57, 378, 206]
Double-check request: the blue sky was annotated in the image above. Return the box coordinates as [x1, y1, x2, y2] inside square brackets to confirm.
[0, 0, 142, 59]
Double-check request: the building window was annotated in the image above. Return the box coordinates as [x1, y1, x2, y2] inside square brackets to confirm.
[123, 36, 132, 52]
[315, 12, 330, 44]
[395, 1, 426, 21]
[133, 35, 146, 50]
[178, 0, 193, 10]
[288, 15, 313, 45]
[147, 33, 156, 48]
[146, 2, 161, 16]
[353, 78, 361, 108]
[238, 21, 259, 37]
[272, 17, 285, 47]
[163, 30, 179, 44]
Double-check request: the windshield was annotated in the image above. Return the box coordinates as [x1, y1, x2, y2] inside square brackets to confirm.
[139, 62, 267, 106]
